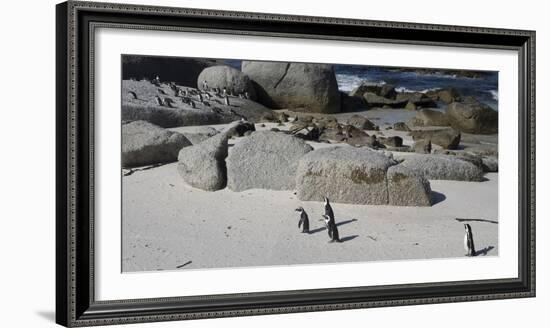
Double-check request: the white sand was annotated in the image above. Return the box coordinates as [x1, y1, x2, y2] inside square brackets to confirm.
[124, 110, 498, 272]
[122, 163, 498, 272]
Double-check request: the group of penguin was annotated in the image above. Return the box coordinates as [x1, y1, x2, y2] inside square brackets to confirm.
[295, 197, 341, 243]
[141, 76, 249, 110]
[295, 196, 478, 256]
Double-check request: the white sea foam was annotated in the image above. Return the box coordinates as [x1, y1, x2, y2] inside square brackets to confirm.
[490, 90, 499, 100]
[335, 74, 385, 92]
[394, 86, 441, 94]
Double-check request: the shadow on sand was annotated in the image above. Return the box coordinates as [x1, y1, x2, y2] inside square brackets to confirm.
[339, 235, 359, 242]
[309, 218, 358, 234]
[475, 246, 495, 256]
[430, 191, 446, 205]
[455, 218, 498, 224]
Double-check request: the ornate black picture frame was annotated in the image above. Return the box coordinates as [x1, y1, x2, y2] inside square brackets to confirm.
[56, 1, 535, 326]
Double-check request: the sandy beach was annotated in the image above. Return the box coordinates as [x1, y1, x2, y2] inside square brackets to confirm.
[122, 117, 498, 272]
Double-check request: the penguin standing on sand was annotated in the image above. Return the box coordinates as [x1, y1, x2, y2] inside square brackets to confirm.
[323, 196, 335, 221]
[464, 223, 476, 256]
[202, 80, 209, 91]
[322, 214, 341, 243]
[322, 197, 340, 242]
[295, 207, 310, 233]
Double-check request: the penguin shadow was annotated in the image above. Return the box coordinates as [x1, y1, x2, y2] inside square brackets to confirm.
[308, 218, 358, 234]
[474, 246, 495, 256]
[339, 235, 359, 242]
[430, 191, 446, 205]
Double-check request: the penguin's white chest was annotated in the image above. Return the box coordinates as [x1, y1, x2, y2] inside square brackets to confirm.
[464, 233, 469, 251]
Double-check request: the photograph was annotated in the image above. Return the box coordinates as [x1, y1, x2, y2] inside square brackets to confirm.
[121, 55, 499, 272]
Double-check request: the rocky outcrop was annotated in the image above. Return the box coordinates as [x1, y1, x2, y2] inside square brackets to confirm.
[346, 115, 378, 130]
[363, 93, 408, 108]
[122, 80, 273, 127]
[295, 147, 395, 205]
[398, 154, 484, 181]
[409, 128, 461, 150]
[242, 61, 341, 113]
[407, 109, 450, 127]
[177, 133, 229, 191]
[224, 121, 256, 138]
[435, 88, 461, 104]
[197, 65, 257, 100]
[340, 92, 367, 111]
[393, 122, 411, 131]
[122, 121, 191, 167]
[387, 164, 432, 206]
[446, 101, 498, 134]
[226, 131, 313, 191]
[349, 82, 396, 99]
[395, 92, 438, 108]
[379, 136, 403, 148]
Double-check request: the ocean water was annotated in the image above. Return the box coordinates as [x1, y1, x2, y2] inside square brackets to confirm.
[224, 60, 498, 110]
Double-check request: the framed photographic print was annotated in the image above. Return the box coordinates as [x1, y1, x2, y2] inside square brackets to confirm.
[56, 1, 535, 326]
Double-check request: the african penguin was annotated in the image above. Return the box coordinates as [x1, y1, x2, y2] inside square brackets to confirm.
[244, 92, 249, 99]
[154, 95, 164, 106]
[164, 97, 176, 108]
[322, 214, 341, 243]
[222, 87, 227, 97]
[295, 207, 310, 233]
[152, 76, 161, 86]
[464, 223, 476, 256]
[323, 196, 335, 221]
[202, 80, 208, 91]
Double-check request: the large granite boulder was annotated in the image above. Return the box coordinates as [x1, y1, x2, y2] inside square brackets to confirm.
[176, 126, 219, 145]
[437, 88, 461, 104]
[226, 131, 313, 191]
[295, 147, 395, 205]
[122, 120, 191, 167]
[387, 164, 432, 206]
[446, 101, 498, 134]
[177, 133, 229, 191]
[409, 128, 461, 150]
[349, 82, 396, 99]
[340, 92, 367, 111]
[242, 61, 341, 113]
[407, 109, 450, 127]
[122, 80, 273, 127]
[398, 154, 484, 181]
[197, 65, 257, 100]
